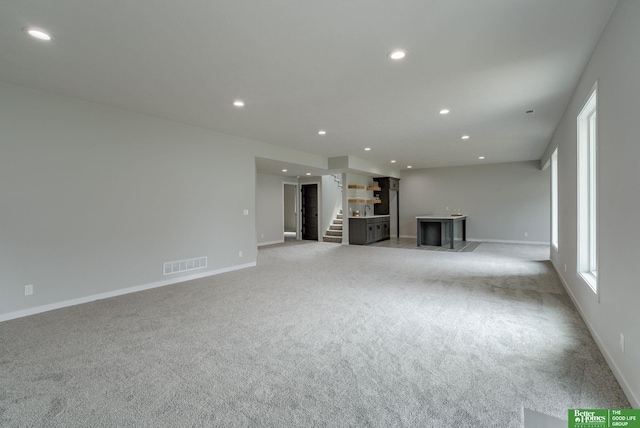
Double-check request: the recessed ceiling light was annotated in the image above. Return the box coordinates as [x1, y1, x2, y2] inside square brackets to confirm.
[461, 135, 470, 140]
[282, 169, 287, 172]
[318, 130, 326, 135]
[390, 160, 396, 163]
[478, 156, 485, 160]
[439, 109, 450, 115]
[306, 173, 311, 176]
[24, 28, 51, 41]
[407, 166, 412, 169]
[388, 50, 406, 60]
[364, 147, 371, 151]
[233, 100, 245, 107]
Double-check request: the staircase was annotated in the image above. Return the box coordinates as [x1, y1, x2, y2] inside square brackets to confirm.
[323, 210, 343, 243]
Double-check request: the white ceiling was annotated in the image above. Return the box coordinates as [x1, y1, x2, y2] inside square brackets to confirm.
[1, 0, 617, 172]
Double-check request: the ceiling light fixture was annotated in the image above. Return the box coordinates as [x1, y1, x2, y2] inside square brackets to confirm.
[439, 109, 450, 115]
[318, 130, 326, 135]
[306, 173, 311, 176]
[407, 166, 412, 169]
[478, 156, 485, 160]
[24, 27, 51, 41]
[388, 50, 406, 60]
[233, 100, 245, 107]
[282, 169, 287, 172]
[461, 135, 470, 140]
[364, 147, 371, 151]
[391, 160, 396, 163]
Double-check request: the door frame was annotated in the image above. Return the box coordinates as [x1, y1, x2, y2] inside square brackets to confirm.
[282, 181, 299, 240]
[300, 181, 321, 241]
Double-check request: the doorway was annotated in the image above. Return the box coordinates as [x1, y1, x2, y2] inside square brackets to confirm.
[301, 183, 318, 241]
[283, 183, 298, 241]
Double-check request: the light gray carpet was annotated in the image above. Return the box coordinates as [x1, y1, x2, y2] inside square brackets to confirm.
[523, 408, 566, 428]
[367, 237, 481, 252]
[0, 242, 630, 427]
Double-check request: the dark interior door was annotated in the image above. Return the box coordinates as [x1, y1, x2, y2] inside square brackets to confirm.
[301, 184, 318, 241]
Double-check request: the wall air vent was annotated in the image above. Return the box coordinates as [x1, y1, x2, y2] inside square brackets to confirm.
[163, 256, 207, 275]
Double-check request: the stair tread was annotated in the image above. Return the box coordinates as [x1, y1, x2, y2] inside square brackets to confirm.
[324, 210, 344, 241]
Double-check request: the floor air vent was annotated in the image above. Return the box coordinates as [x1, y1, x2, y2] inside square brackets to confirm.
[163, 256, 207, 275]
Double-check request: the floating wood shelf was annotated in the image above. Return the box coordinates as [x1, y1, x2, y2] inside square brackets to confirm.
[347, 185, 365, 189]
[349, 199, 381, 204]
[366, 186, 382, 191]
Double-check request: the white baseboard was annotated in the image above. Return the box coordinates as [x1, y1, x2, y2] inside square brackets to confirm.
[0, 261, 256, 323]
[257, 239, 284, 247]
[399, 235, 550, 246]
[466, 238, 550, 245]
[551, 260, 639, 408]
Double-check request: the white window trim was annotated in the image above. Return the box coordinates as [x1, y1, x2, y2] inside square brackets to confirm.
[551, 148, 558, 251]
[577, 82, 598, 294]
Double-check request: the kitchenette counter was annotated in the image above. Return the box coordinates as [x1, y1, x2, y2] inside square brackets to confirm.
[349, 216, 390, 245]
[416, 215, 467, 249]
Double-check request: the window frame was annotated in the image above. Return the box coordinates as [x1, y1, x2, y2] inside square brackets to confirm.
[551, 148, 558, 250]
[577, 83, 598, 293]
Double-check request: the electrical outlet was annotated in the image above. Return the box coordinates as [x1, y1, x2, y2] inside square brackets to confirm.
[620, 333, 625, 353]
[238, 250, 243, 258]
[261, 233, 264, 238]
[243, 209, 249, 216]
[524, 232, 528, 237]
[24, 284, 34, 296]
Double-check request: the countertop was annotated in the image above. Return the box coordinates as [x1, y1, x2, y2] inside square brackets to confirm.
[415, 215, 467, 220]
[349, 215, 390, 219]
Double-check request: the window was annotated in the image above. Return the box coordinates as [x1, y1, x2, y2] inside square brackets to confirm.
[551, 148, 558, 250]
[577, 84, 597, 293]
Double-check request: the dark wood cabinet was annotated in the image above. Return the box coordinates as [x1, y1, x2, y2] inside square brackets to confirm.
[349, 217, 390, 245]
[374, 177, 399, 215]
[388, 178, 399, 191]
[374, 177, 399, 236]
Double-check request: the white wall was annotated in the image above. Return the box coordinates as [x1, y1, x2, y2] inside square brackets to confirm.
[399, 161, 550, 243]
[543, 0, 640, 407]
[0, 82, 321, 321]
